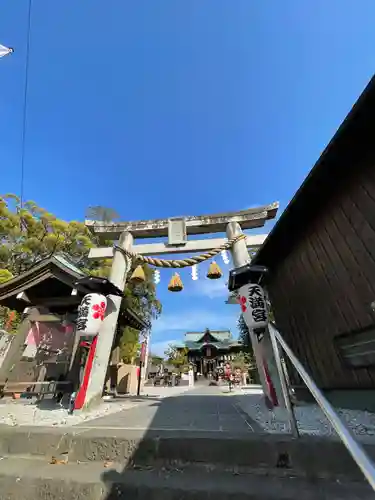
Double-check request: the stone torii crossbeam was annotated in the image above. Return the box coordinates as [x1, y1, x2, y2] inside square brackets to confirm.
[80, 203, 279, 408]
[87, 203, 277, 258]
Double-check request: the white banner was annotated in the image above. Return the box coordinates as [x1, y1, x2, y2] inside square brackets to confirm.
[0, 44, 13, 59]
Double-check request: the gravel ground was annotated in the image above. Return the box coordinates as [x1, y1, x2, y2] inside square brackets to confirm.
[0, 385, 193, 427]
[235, 387, 375, 442]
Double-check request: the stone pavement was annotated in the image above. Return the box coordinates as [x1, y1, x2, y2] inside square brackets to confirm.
[0, 382, 374, 495]
[0, 382, 195, 428]
[77, 384, 264, 432]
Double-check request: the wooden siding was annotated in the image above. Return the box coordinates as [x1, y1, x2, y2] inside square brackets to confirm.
[267, 161, 375, 389]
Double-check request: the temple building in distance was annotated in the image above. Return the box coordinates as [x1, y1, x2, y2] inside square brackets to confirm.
[174, 329, 243, 377]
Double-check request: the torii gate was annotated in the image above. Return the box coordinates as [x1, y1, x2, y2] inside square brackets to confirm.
[79, 203, 280, 409]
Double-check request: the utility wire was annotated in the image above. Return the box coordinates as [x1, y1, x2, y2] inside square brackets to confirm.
[20, 0, 32, 207]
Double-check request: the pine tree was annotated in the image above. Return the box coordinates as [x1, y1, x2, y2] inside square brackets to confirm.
[0, 194, 94, 275]
[237, 314, 251, 347]
[0, 194, 162, 345]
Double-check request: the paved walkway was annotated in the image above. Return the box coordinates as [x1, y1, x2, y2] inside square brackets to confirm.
[77, 384, 263, 433]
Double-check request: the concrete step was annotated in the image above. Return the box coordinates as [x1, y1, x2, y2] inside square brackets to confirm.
[0, 427, 374, 482]
[0, 456, 372, 500]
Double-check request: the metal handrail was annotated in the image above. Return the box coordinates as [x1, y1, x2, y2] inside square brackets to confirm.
[268, 322, 375, 491]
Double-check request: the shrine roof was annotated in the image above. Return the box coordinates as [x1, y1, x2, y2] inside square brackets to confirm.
[253, 75, 375, 271]
[0, 254, 147, 331]
[175, 339, 243, 351]
[184, 330, 232, 343]
[0, 253, 86, 311]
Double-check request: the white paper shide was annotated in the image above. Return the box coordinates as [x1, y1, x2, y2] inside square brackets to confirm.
[0, 44, 13, 59]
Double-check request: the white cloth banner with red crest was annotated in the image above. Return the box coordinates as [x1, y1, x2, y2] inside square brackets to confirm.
[76, 293, 107, 336]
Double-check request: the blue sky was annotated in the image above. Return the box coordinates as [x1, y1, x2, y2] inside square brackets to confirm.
[1, 1, 374, 356]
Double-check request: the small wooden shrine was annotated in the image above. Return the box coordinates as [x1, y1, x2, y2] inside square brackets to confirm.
[0, 253, 146, 393]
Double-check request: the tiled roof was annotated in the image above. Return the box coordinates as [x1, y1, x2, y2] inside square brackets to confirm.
[178, 340, 242, 351]
[54, 253, 86, 276]
[184, 330, 232, 343]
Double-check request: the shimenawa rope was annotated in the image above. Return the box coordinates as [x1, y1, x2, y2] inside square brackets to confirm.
[113, 234, 246, 269]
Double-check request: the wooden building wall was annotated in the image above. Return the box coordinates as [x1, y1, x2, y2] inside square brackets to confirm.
[267, 160, 375, 390]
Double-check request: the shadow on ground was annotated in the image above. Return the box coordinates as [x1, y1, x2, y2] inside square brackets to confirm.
[99, 385, 263, 498]
[92, 385, 374, 499]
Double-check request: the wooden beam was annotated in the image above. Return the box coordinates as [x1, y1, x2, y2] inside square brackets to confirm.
[32, 296, 81, 308]
[26, 312, 62, 322]
[88, 234, 267, 259]
[85, 203, 278, 240]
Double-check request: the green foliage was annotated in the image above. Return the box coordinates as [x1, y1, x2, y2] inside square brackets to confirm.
[115, 266, 161, 365]
[90, 263, 162, 322]
[0, 306, 21, 334]
[0, 195, 162, 350]
[122, 263, 162, 321]
[117, 265, 162, 365]
[237, 314, 250, 347]
[150, 354, 164, 365]
[0, 194, 94, 275]
[119, 326, 140, 364]
[0, 269, 13, 283]
[231, 351, 255, 371]
[237, 314, 256, 369]
[165, 345, 188, 370]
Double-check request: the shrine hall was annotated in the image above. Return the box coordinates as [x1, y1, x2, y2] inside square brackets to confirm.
[175, 329, 243, 377]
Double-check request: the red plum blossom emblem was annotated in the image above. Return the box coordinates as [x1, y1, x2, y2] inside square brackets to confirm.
[240, 296, 247, 313]
[92, 301, 106, 321]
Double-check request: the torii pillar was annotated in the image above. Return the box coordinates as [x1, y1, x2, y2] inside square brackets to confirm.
[76, 232, 133, 410]
[227, 222, 283, 407]
[227, 223, 271, 402]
